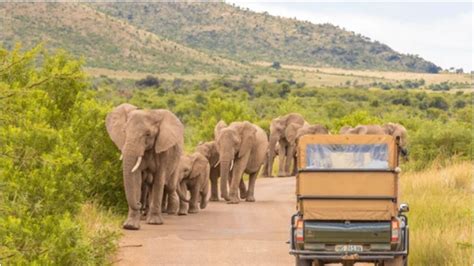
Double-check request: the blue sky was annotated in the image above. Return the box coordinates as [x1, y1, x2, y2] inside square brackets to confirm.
[229, 1, 473, 71]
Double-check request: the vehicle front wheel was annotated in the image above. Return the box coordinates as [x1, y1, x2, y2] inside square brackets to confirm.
[295, 256, 313, 266]
[383, 256, 407, 266]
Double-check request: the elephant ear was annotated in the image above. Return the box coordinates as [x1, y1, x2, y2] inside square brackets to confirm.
[105, 103, 138, 151]
[214, 120, 227, 138]
[153, 110, 184, 154]
[238, 122, 257, 158]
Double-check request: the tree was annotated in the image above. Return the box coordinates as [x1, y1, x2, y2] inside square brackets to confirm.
[271, 61, 281, 69]
[429, 96, 449, 111]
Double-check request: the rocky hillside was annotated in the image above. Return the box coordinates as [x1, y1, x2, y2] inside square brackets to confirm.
[94, 2, 440, 73]
[0, 2, 440, 74]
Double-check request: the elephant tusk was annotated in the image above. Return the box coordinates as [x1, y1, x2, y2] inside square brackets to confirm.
[214, 160, 220, 168]
[119, 154, 123, 161]
[230, 160, 234, 171]
[131, 156, 143, 173]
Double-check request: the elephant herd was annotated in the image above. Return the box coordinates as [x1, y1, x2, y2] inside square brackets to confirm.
[105, 104, 408, 230]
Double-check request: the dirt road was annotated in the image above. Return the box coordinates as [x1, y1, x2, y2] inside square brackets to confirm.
[116, 176, 296, 265]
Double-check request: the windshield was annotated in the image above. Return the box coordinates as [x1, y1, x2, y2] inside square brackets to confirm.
[305, 144, 390, 170]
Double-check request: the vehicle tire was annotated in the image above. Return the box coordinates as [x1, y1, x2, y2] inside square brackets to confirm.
[383, 256, 407, 266]
[295, 256, 313, 266]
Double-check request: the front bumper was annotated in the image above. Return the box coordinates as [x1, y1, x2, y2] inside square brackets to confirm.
[289, 249, 408, 261]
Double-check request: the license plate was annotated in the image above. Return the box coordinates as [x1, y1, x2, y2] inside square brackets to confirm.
[335, 245, 363, 252]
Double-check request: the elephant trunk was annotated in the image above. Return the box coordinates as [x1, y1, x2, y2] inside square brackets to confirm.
[177, 180, 190, 202]
[219, 160, 232, 201]
[122, 155, 143, 211]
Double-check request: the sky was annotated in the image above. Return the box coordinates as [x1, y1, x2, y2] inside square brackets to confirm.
[229, 1, 473, 71]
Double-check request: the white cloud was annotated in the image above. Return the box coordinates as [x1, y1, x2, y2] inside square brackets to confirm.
[230, 2, 473, 71]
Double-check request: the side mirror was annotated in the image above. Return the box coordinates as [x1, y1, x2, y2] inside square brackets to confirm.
[399, 203, 409, 213]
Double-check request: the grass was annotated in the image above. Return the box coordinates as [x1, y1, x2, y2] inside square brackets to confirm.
[400, 162, 472, 265]
[253, 61, 472, 85]
[77, 202, 123, 264]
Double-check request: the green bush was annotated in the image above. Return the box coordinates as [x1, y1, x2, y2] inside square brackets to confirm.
[0, 45, 120, 264]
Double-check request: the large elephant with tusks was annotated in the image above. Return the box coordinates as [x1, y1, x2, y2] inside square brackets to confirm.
[106, 103, 185, 230]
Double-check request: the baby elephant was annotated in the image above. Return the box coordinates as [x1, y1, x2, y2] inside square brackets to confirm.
[177, 152, 210, 215]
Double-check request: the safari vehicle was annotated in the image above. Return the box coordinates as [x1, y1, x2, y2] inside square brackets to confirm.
[289, 135, 409, 266]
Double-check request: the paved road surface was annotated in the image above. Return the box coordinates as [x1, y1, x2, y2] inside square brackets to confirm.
[115, 177, 370, 266]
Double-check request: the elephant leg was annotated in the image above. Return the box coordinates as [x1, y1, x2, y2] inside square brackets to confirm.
[140, 182, 148, 220]
[178, 185, 188, 215]
[147, 173, 165, 225]
[284, 145, 295, 177]
[277, 143, 287, 177]
[291, 154, 298, 176]
[261, 155, 269, 177]
[161, 189, 168, 213]
[188, 184, 200, 213]
[164, 167, 180, 215]
[246, 171, 258, 202]
[166, 190, 179, 215]
[178, 199, 188, 215]
[239, 179, 247, 199]
[200, 182, 209, 210]
[228, 159, 247, 204]
[122, 168, 142, 230]
[209, 168, 219, 201]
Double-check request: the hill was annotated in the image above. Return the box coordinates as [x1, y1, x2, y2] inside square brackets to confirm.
[93, 2, 441, 73]
[0, 2, 246, 74]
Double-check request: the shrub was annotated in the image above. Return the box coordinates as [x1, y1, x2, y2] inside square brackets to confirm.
[0, 45, 120, 264]
[135, 75, 160, 87]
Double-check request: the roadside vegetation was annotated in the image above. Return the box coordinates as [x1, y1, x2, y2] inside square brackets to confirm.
[401, 162, 472, 265]
[0, 45, 122, 264]
[0, 45, 471, 264]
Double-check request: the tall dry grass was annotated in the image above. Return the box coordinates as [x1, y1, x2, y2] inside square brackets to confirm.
[401, 162, 472, 265]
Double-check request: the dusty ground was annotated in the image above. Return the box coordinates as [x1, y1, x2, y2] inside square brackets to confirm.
[115, 177, 371, 266]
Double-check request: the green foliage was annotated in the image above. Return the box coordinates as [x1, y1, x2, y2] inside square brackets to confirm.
[0, 45, 120, 264]
[190, 93, 256, 144]
[333, 111, 382, 132]
[98, 75, 472, 172]
[407, 120, 472, 170]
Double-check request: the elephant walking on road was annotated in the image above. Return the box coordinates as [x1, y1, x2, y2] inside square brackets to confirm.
[177, 152, 210, 215]
[106, 103, 185, 230]
[195, 141, 220, 201]
[214, 120, 269, 204]
[266, 113, 306, 177]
